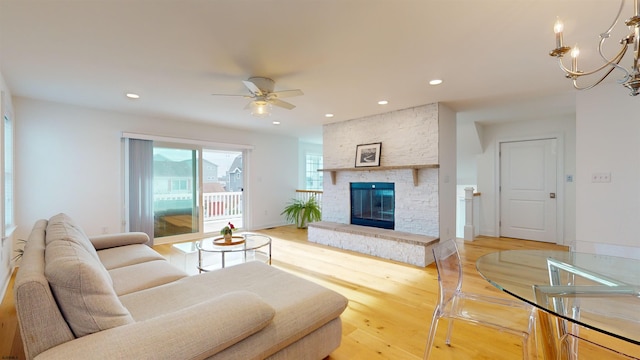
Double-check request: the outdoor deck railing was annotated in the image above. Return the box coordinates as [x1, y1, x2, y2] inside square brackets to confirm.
[154, 190, 322, 222]
[154, 192, 243, 222]
[295, 190, 323, 211]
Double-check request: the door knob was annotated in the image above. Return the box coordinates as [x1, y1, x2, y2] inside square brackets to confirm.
[550, 193, 556, 198]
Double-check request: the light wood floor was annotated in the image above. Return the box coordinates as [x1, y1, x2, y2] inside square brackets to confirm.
[2, 227, 638, 359]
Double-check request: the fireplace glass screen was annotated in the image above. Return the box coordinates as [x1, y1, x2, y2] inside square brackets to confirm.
[350, 182, 395, 230]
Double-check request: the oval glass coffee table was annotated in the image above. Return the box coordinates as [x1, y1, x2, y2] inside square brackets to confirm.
[196, 233, 272, 272]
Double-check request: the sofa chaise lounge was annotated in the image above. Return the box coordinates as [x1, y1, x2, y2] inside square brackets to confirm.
[14, 213, 348, 359]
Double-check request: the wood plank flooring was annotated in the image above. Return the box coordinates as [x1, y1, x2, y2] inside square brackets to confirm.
[2, 227, 638, 359]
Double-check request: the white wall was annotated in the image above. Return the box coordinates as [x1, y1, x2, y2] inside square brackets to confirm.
[474, 115, 576, 245]
[456, 119, 481, 185]
[575, 83, 640, 258]
[14, 97, 298, 243]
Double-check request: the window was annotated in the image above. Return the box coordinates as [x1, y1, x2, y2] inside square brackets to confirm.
[4, 114, 12, 230]
[170, 179, 189, 192]
[305, 153, 323, 190]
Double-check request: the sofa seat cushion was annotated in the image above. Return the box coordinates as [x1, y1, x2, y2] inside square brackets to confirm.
[98, 244, 166, 270]
[33, 291, 276, 360]
[45, 238, 134, 338]
[109, 260, 188, 296]
[120, 261, 348, 358]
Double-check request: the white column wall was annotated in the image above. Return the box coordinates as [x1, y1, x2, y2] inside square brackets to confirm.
[575, 83, 640, 258]
[438, 103, 456, 242]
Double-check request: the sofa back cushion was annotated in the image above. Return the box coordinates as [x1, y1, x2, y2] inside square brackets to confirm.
[45, 227, 134, 337]
[46, 213, 101, 263]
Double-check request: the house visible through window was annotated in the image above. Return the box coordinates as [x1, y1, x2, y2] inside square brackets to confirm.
[305, 153, 323, 190]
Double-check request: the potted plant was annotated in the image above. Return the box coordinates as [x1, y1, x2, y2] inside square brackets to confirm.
[220, 222, 235, 242]
[12, 239, 27, 261]
[281, 195, 322, 229]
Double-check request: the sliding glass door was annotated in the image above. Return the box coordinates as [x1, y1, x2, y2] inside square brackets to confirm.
[153, 146, 199, 238]
[149, 144, 244, 241]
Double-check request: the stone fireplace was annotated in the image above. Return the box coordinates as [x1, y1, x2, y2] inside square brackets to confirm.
[307, 102, 456, 267]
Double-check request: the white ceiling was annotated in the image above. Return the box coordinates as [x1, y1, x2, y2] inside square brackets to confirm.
[0, 0, 634, 143]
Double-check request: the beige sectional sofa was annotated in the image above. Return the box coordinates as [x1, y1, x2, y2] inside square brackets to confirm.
[14, 213, 348, 359]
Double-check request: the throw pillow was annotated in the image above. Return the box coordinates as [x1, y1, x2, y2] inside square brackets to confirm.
[45, 239, 134, 337]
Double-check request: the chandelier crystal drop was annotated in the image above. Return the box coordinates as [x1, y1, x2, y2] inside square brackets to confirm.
[549, 0, 640, 96]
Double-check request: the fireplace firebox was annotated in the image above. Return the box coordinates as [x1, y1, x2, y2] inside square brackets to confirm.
[350, 182, 395, 230]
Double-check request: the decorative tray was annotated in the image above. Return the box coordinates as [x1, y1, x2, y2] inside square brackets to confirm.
[212, 235, 245, 246]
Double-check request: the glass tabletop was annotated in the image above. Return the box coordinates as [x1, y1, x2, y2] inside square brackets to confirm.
[197, 233, 271, 252]
[476, 250, 640, 345]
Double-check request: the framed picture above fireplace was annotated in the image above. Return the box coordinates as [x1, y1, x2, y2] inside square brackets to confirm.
[355, 142, 381, 167]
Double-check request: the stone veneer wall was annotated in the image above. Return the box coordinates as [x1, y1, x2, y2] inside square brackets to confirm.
[321, 103, 440, 237]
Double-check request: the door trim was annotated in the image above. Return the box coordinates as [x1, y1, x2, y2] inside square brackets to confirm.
[494, 133, 564, 244]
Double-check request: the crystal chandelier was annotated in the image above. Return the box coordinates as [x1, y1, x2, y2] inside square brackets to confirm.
[549, 0, 640, 96]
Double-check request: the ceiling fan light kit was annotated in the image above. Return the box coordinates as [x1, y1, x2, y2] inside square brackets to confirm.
[549, 0, 640, 96]
[212, 76, 304, 117]
[250, 100, 272, 117]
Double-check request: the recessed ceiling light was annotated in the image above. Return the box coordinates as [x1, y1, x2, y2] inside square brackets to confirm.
[325, 113, 334, 118]
[126, 93, 140, 99]
[378, 100, 389, 105]
[429, 79, 443, 86]
[272, 121, 281, 125]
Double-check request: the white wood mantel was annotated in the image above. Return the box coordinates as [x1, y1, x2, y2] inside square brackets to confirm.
[318, 164, 439, 186]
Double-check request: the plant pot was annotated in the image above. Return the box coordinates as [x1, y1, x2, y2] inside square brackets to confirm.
[297, 208, 308, 229]
[224, 233, 232, 242]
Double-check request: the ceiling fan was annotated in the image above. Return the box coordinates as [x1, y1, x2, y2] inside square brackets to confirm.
[212, 77, 303, 116]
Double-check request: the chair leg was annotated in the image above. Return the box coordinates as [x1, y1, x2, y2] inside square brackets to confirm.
[445, 297, 459, 345]
[521, 333, 530, 360]
[423, 311, 442, 360]
[445, 318, 454, 345]
[525, 310, 537, 360]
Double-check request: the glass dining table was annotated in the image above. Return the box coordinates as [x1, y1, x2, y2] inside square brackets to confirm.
[476, 250, 640, 359]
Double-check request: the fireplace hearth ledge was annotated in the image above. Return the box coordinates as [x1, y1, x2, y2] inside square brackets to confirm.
[307, 221, 439, 267]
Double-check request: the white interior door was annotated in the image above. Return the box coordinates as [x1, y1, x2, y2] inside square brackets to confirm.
[500, 139, 557, 243]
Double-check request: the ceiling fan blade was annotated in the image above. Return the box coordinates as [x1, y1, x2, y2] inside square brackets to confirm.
[211, 93, 252, 98]
[242, 80, 263, 96]
[270, 89, 304, 99]
[269, 98, 296, 110]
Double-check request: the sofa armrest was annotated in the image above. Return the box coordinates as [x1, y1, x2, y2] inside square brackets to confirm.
[89, 232, 150, 250]
[34, 291, 275, 360]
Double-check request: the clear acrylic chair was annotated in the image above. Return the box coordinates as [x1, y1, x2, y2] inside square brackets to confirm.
[423, 239, 537, 360]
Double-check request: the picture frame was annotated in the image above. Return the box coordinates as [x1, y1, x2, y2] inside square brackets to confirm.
[355, 142, 381, 167]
